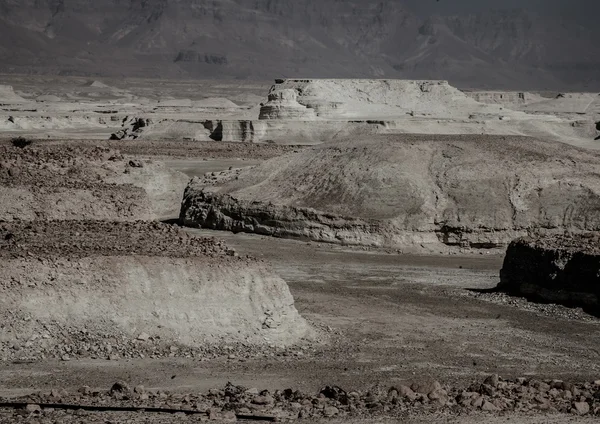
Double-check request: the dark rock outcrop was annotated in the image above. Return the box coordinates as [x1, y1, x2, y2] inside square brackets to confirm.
[498, 234, 600, 315]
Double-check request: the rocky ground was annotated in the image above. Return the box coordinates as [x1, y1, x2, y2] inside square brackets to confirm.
[0, 141, 190, 220]
[0, 138, 306, 160]
[104, 140, 305, 160]
[1, 375, 599, 422]
[0, 220, 231, 260]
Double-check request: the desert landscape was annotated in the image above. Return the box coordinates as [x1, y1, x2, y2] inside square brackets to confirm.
[0, 75, 599, 423]
[1, 1, 600, 423]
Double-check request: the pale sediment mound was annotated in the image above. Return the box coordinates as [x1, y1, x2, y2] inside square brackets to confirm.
[88, 80, 110, 89]
[258, 79, 507, 120]
[0, 221, 310, 360]
[0, 144, 189, 221]
[180, 134, 600, 250]
[498, 234, 600, 315]
[0, 85, 26, 103]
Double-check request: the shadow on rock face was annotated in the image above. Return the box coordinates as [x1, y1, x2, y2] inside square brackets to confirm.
[489, 235, 600, 318]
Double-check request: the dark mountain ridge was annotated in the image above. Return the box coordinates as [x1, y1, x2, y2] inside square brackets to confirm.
[0, 0, 598, 90]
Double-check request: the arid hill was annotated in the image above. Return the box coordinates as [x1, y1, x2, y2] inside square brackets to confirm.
[181, 134, 600, 251]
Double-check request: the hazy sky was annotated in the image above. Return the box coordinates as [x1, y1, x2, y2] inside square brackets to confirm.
[402, 0, 596, 27]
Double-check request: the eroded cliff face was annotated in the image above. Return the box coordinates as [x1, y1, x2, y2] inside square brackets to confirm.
[498, 234, 600, 315]
[179, 134, 600, 251]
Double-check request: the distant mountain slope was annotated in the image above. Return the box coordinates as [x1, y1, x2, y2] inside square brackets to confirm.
[0, 0, 598, 90]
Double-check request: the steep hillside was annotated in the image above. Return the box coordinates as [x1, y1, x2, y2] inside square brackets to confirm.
[0, 0, 598, 90]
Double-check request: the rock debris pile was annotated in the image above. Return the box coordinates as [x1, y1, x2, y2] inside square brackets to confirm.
[0, 220, 231, 260]
[0, 143, 189, 220]
[4, 375, 600, 421]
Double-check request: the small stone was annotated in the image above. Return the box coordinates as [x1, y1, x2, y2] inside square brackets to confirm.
[483, 374, 500, 388]
[428, 388, 448, 406]
[221, 411, 236, 422]
[482, 400, 500, 412]
[137, 333, 150, 341]
[533, 381, 551, 393]
[323, 406, 339, 417]
[134, 385, 146, 394]
[572, 401, 590, 415]
[245, 388, 259, 395]
[252, 395, 275, 405]
[24, 404, 41, 413]
[208, 407, 221, 420]
[61, 354, 70, 361]
[78, 386, 91, 395]
[411, 379, 442, 395]
[398, 385, 416, 401]
[472, 396, 485, 408]
[110, 381, 131, 394]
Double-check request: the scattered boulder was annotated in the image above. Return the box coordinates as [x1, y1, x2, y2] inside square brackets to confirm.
[0, 85, 27, 103]
[8, 376, 600, 419]
[573, 401, 591, 415]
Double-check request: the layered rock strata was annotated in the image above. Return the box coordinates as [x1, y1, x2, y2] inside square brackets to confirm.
[180, 134, 600, 250]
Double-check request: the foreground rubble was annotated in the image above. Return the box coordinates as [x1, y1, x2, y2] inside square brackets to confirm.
[1, 375, 599, 422]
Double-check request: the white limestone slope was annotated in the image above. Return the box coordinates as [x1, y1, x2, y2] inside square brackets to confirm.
[259, 79, 521, 120]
